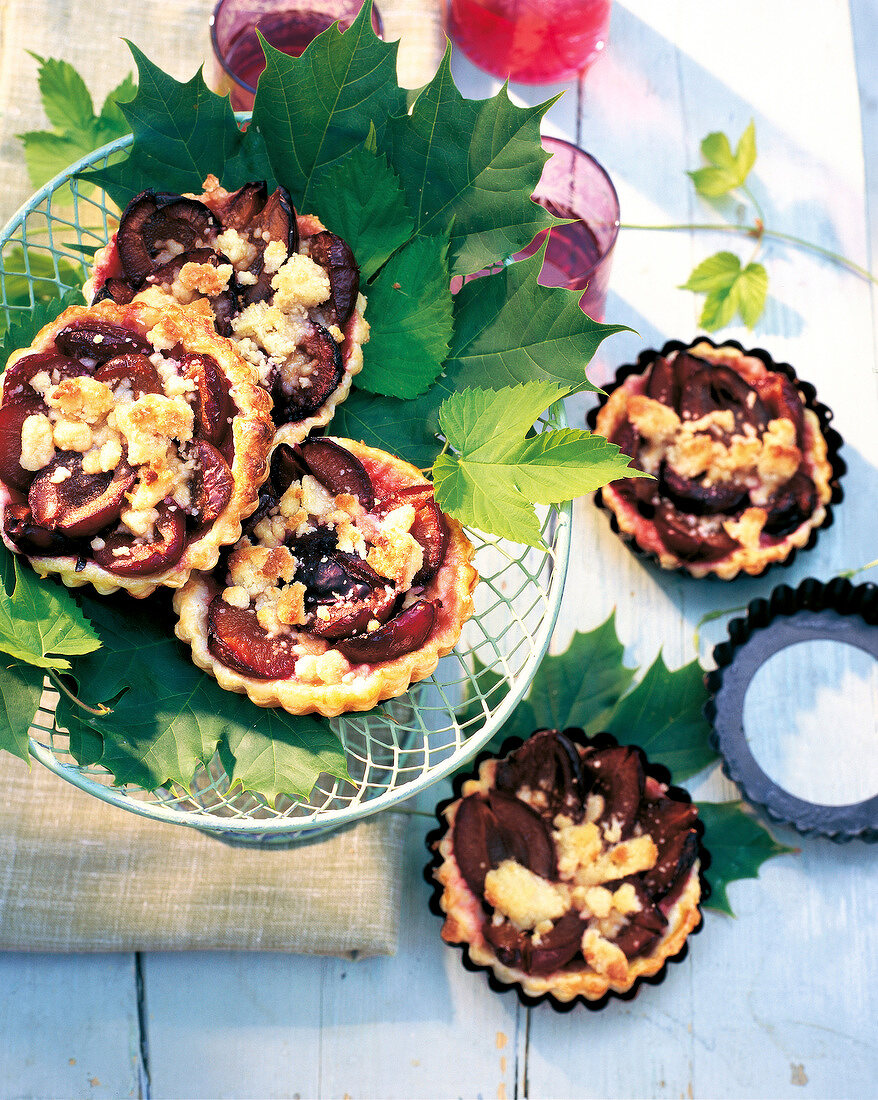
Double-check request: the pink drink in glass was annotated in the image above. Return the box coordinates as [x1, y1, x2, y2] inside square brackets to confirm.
[447, 0, 611, 84]
[211, 0, 383, 112]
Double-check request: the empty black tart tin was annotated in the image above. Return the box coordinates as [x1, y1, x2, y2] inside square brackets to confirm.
[706, 576, 878, 842]
[425, 729, 710, 1012]
[586, 336, 846, 580]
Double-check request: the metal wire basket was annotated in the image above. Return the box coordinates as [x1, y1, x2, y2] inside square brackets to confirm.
[0, 140, 571, 841]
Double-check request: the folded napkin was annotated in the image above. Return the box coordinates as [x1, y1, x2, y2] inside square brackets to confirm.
[0, 0, 444, 956]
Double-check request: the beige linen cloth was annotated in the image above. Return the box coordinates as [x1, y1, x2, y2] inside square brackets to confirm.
[0, 0, 445, 955]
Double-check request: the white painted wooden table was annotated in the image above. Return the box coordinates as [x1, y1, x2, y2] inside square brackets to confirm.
[2, 2, 877, 1097]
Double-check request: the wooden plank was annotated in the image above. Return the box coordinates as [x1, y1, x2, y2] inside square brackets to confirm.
[0, 953, 142, 1099]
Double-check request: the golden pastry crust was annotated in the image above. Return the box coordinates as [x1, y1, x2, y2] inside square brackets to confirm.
[433, 740, 702, 1003]
[85, 182, 368, 445]
[174, 438, 478, 717]
[0, 299, 273, 597]
[594, 341, 835, 579]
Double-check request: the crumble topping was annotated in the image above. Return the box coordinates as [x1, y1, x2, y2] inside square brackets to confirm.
[483, 860, 570, 931]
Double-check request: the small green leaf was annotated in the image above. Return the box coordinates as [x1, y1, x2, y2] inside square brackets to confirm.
[30, 53, 95, 133]
[98, 72, 137, 131]
[603, 653, 718, 781]
[434, 384, 643, 546]
[700, 130, 736, 170]
[219, 709, 350, 805]
[448, 245, 628, 391]
[0, 660, 45, 763]
[252, 4, 406, 207]
[308, 143, 415, 281]
[679, 251, 741, 293]
[732, 262, 768, 327]
[697, 801, 795, 915]
[687, 165, 744, 198]
[0, 556, 101, 671]
[735, 120, 757, 178]
[357, 234, 453, 398]
[688, 122, 756, 198]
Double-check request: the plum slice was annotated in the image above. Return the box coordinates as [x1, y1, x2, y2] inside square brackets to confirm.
[92, 277, 136, 305]
[307, 582, 397, 641]
[2, 351, 85, 404]
[3, 503, 75, 555]
[753, 372, 805, 442]
[678, 358, 768, 431]
[452, 790, 556, 897]
[336, 598, 436, 664]
[141, 197, 219, 257]
[93, 353, 163, 397]
[91, 500, 186, 576]
[180, 352, 232, 446]
[495, 728, 587, 821]
[308, 231, 360, 325]
[612, 882, 668, 959]
[581, 745, 645, 839]
[274, 323, 344, 423]
[54, 320, 151, 363]
[659, 462, 748, 517]
[653, 501, 738, 562]
[299, 436, 374, 507]
[29, 454, 136, 538]
[484, 908, 584, 977]
[237, 186, 299, 308]
[270, 442, 310, 497]
[116, 190, 161, 285]
[218, 181, 269, 230]
[763, 468, 817, 536]
[409, 501, 449, 585]
[188, 440, 234, 527]
[206, 596, 297, 680]
[0, 398, 51, 493]
[642, 829, 699, 903]
[646, 354, 678, 407]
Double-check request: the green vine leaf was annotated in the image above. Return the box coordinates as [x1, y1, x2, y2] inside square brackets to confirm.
[0, 660, 46, 764]
[0, 248, 84, 335]
[433, 383, 644, 547]
[357, 233, 453, 398]
[688, 120, 756, 198]
[680, 251, 768, 331]
[252, 2, 406, 209]
[448, 245, 629, 391]
[384, 50, 557, 277]
[0, 553, 100, 671]
[1, 286, 86, 371]
[698, 801, 795, 915]
[330, 383, 450, 469]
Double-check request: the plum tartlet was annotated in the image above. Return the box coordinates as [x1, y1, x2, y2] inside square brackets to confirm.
[431, 729, 702, 1004]
[85, 176, 368, 446]
[592, 340, 837, 579]
[174, 436, 478, 717]
[0, 300, 273, 597]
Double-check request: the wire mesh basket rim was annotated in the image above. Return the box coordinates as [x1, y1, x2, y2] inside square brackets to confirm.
[4, 141, 574, 837]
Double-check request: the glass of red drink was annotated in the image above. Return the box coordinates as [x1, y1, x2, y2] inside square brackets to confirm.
[211, 0, 384, 112]
[446, 0, 611, 84]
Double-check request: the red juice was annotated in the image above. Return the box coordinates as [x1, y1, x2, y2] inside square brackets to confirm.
[447, 0, 611, 84]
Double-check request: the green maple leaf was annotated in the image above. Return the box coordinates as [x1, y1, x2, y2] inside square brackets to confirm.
[57, 595, 347, 797]
[357, 233, 454, 398]
[0, 553, 100, 671]
[603, 653, 718, 781]
[219, 710, 351, 805]
[0, 660, 46, 764]
[680, 251, 768, 331]
[697, 801, 795, 915]
[384, 50, 557, 277]
[688, 120, 756, 197]
[448, 244, 628, 390]
[308, 139, 415, 281]
[83, 42, 246, 208]
[433, 383, 644, 546]
[252, 3, 406, 208]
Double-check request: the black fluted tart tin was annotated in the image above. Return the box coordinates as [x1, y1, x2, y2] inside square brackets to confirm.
[424, 729, 710, 1012]
[706, 576, 878, 842]
[586, 336, 846, 580]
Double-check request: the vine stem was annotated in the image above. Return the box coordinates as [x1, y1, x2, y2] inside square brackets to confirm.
[620, 221, 878, 284]
[47, 668, 111, 718]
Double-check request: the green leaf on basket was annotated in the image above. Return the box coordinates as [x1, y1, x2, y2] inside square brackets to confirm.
[697, 800, 795, 915]
[307, 135, 415, 281]
[1, 286, 86, 370]
[0, 559, 101, 671]
[448, 246, 629, 391]
[688, 120, 756, 198]
[83, 41, 246, 207]
[0, 660, 46, 764]
[433, 382, 644, 546]
[252, 4, 406, 208]
[603, 653, 718, 781]
[57, 594, 347, 798]
[330, 382, 452, 469]
[219, 710, 350, 805]
[384, 51, 557, 276]
[357, 233, 454, 398]
[681, 252, 768, 331]
[0, 247, 84, 335]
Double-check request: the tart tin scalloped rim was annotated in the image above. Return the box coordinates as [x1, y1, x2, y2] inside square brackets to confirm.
[424, 728, 710, 1012]
[706, 576, 878, 842]
[586, 336, 846, 581]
